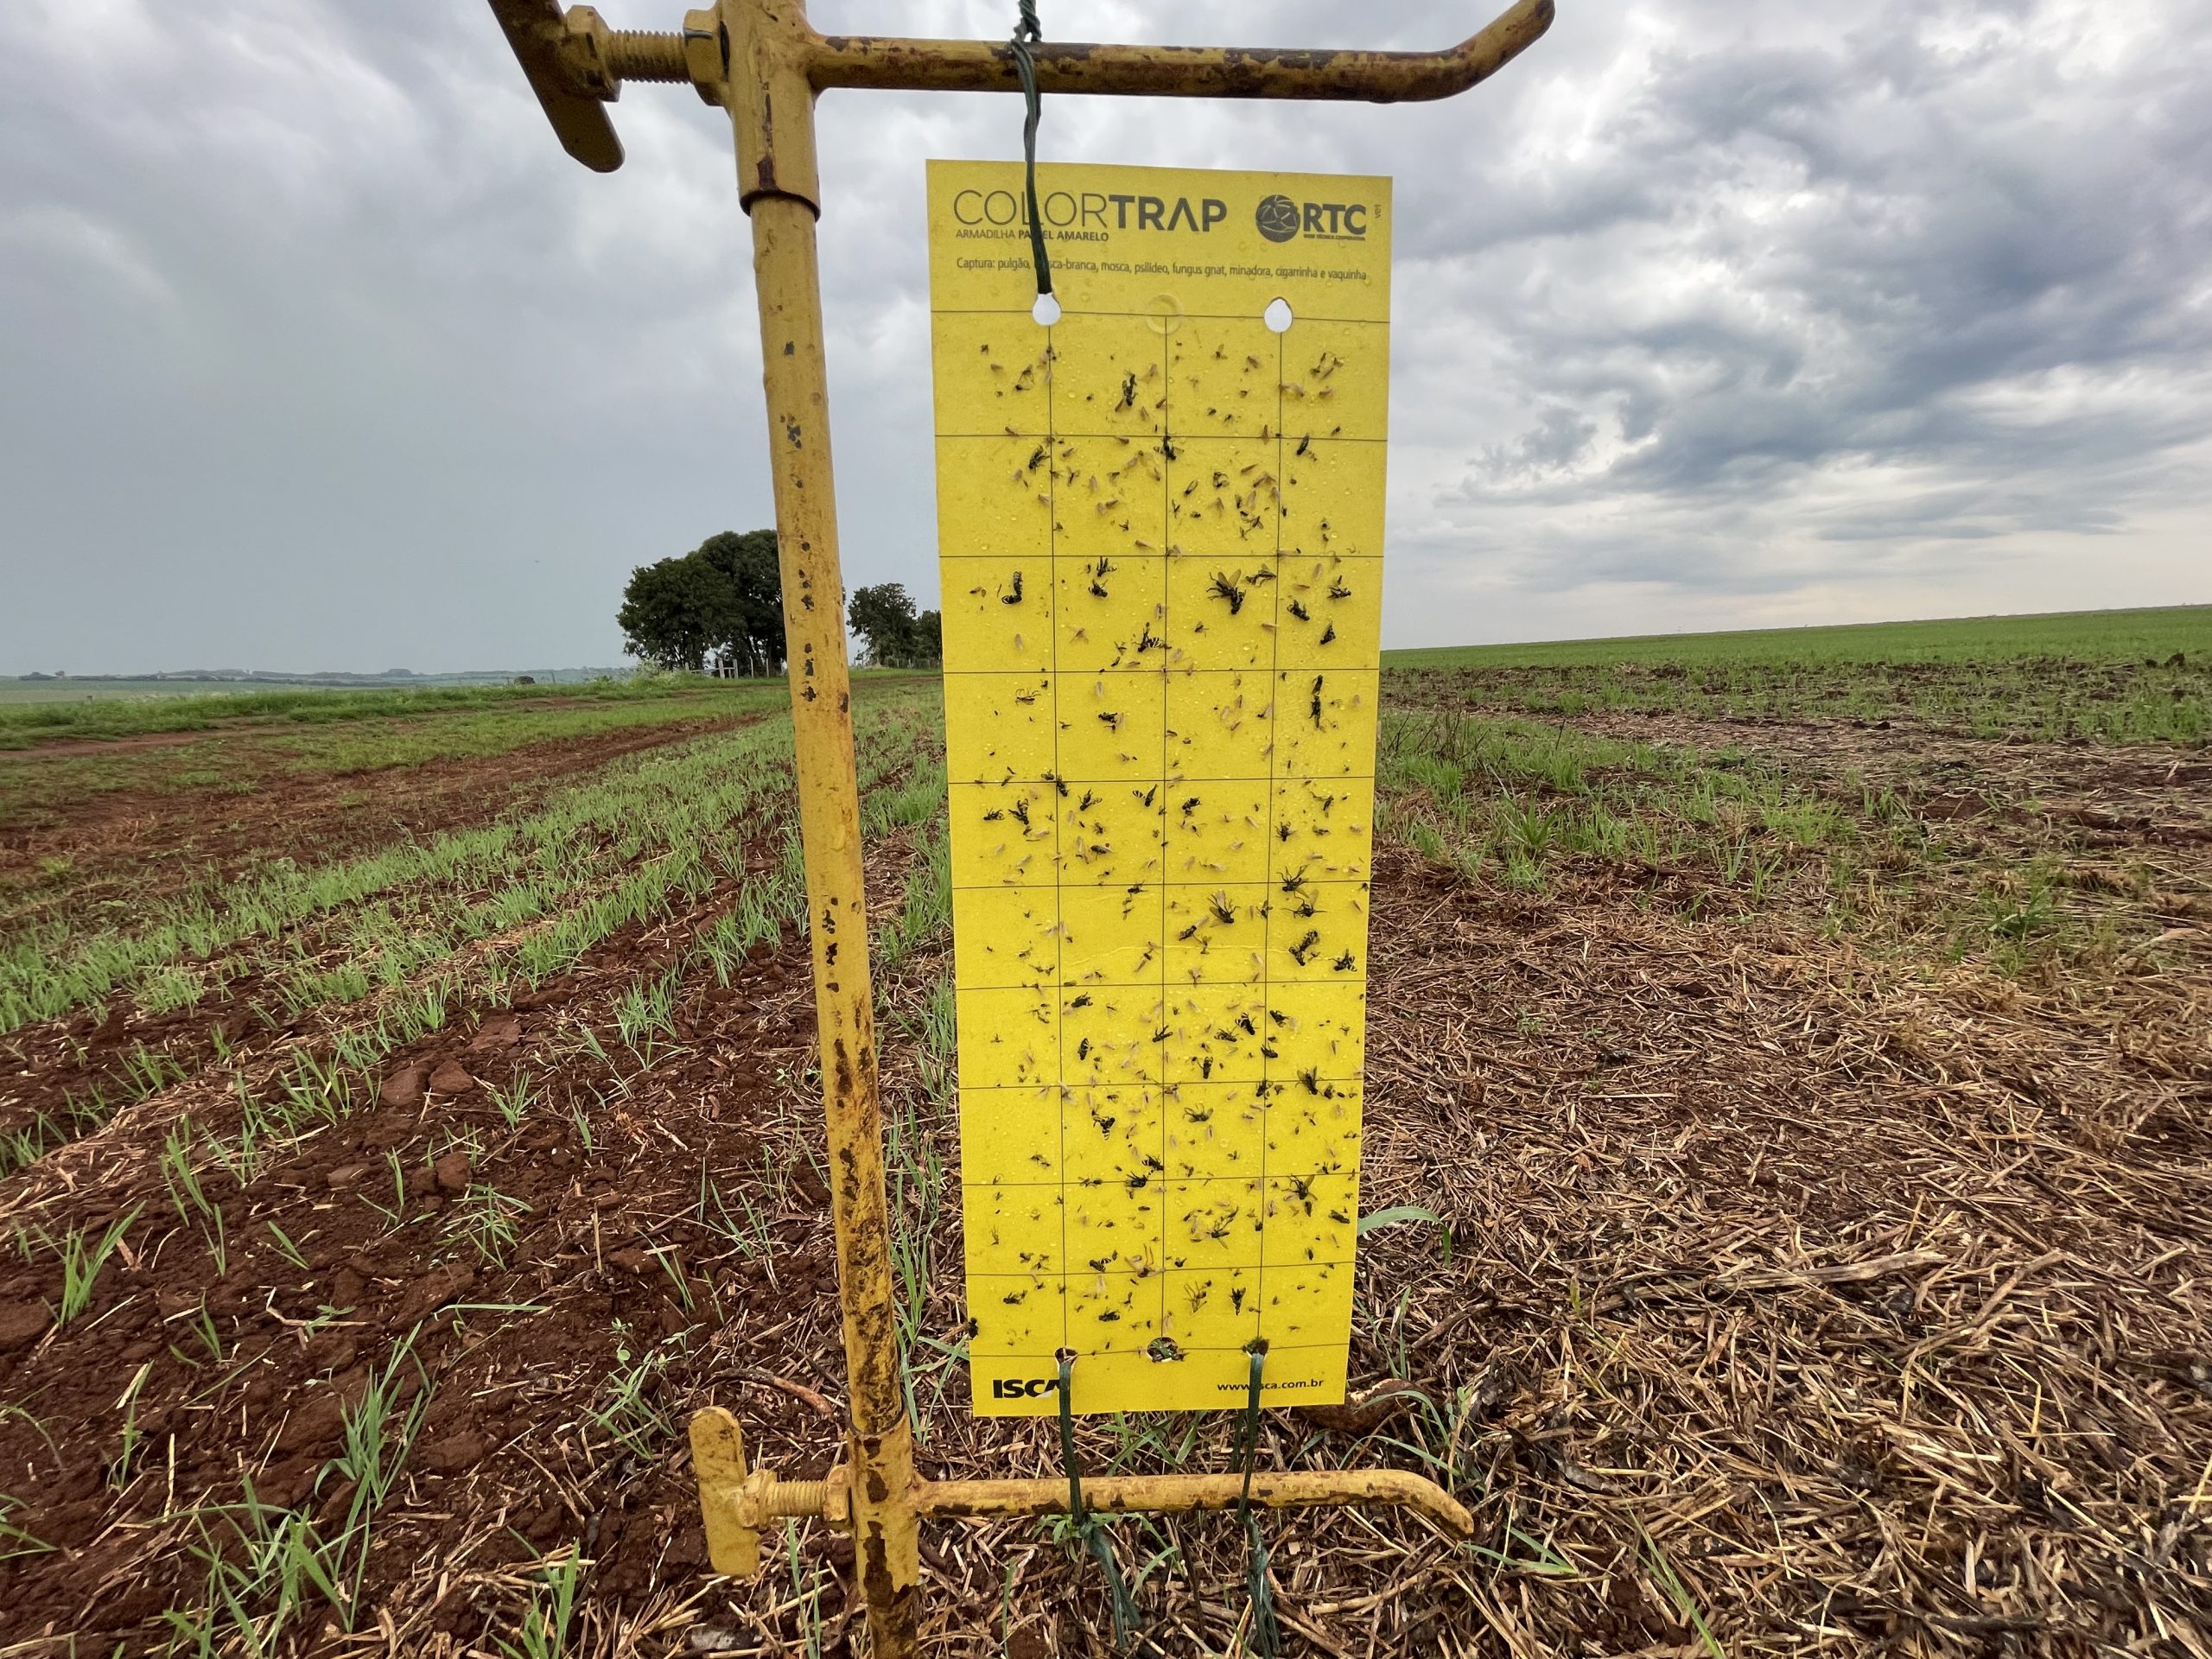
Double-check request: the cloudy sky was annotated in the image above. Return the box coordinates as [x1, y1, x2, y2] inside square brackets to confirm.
[3, 0, 2207, 674]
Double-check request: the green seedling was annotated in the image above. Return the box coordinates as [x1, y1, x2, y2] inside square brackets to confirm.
[589, 1327, 683, 1459]
[41, 1204, 143, 1327]
[646, 1243, 695, 1315]
[446, 1183, 529, 1267]
[119, 1039, 182, 1099]
[321, 1334, 431, 1624]
[1357, 1204, 1452, 1262]
[377, 1148, 409, 1222]
[0, 1494, 52, 1562]
[1637, 1521, 1726, 1656]
[264, 1222, 311, 1273]
[491, 1069, 535, 1130]
[497, 1551, 583, 1659]
[111, 1360, 154, 1488]
[697, 1164, 772, 1257]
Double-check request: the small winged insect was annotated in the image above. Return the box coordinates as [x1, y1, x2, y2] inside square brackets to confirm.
[1116, 372, 1137, 411]
[1287, 598, 1310, 622]
[1089, 557, 1113, 598]
[1001, 570, 1024, 605]
[1207, 572, 1245, 615]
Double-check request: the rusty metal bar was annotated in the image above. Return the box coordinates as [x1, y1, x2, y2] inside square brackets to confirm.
[690, 1431, 1475, 1573]
[916, 1469, 1476, 1538]
[715, 0, 918, 1646]
[810, 0, 1554, 102]
[485, 0, 624, 171]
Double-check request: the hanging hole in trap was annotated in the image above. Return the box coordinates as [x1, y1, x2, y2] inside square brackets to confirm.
[1263, 297, 1295, 334]
[1031, 291, 1061, 326]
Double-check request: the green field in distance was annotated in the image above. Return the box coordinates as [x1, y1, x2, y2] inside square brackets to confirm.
[1382, 604, 2208, 671]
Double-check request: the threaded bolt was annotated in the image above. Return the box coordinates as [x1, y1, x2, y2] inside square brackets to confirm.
[766, 1478, 831, 1517]
[605, 29, 690, 82]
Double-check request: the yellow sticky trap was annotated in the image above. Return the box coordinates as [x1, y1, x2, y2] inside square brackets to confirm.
[930, 162, 1389, 1415]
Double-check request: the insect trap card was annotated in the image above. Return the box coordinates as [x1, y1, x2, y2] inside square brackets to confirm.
[928, 162, 1389, 1414]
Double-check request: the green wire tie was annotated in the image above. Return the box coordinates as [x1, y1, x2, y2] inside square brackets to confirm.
[1007, 0, 1053, 300]
[1055, 1352, 1141, 1645]
[1236, 1343, 1281, 1658]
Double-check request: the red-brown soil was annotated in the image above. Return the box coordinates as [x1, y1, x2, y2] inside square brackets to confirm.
[0, 816, 892, 1650]
[0, 710, 2206, 1656]
[0, 714, 754, 925]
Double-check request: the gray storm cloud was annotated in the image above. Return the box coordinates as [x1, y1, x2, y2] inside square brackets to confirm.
[3, 0, 2206, 671]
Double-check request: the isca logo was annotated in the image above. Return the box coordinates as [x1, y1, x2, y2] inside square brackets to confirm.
[1255, 194, 1301, 243]
[990, 1376, 1057, 1400]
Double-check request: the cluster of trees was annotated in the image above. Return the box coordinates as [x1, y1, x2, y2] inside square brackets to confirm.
[847, 583, 942, 669]
[617, 533, 942, 675]
[617, 531, 787, 677]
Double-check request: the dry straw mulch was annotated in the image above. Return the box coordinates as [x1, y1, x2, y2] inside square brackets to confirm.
[886, 846, 2211, 1657]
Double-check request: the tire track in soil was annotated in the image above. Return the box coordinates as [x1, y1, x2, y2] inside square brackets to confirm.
[0, 812, 925, 1650]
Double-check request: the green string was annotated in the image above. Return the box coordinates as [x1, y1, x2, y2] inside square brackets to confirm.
[1235, 1345, 1281, 1658]
[1007, 0, 1053, 298]
[1055, 1353, 1140, 1644]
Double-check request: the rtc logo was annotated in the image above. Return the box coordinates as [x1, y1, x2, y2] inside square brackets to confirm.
[1255, 194, 1301, 243]
[1254, 193, 1370, 243]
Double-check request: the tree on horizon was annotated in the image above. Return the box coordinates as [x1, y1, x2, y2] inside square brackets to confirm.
[848, 583, 941, 669]
[617, 530, 786, 677]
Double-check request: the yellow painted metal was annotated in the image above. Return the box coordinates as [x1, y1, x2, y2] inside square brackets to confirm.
[931, 160, 1390, 1416]
[692, 1452, 1472, 1559]
[484, 0, 624, 172]
[917, 1468, 1473, 1538]
[690, 1407, 845, 1576]
[491, 0, 1556, 168]
[715, 0, 921, 1637]
[481, 1, 1550, 1650]
[810, 0, 1554, 102]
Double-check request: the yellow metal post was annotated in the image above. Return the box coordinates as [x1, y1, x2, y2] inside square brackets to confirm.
[480, 3, 1556, 1652]
[715, 0, 921, 1642]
